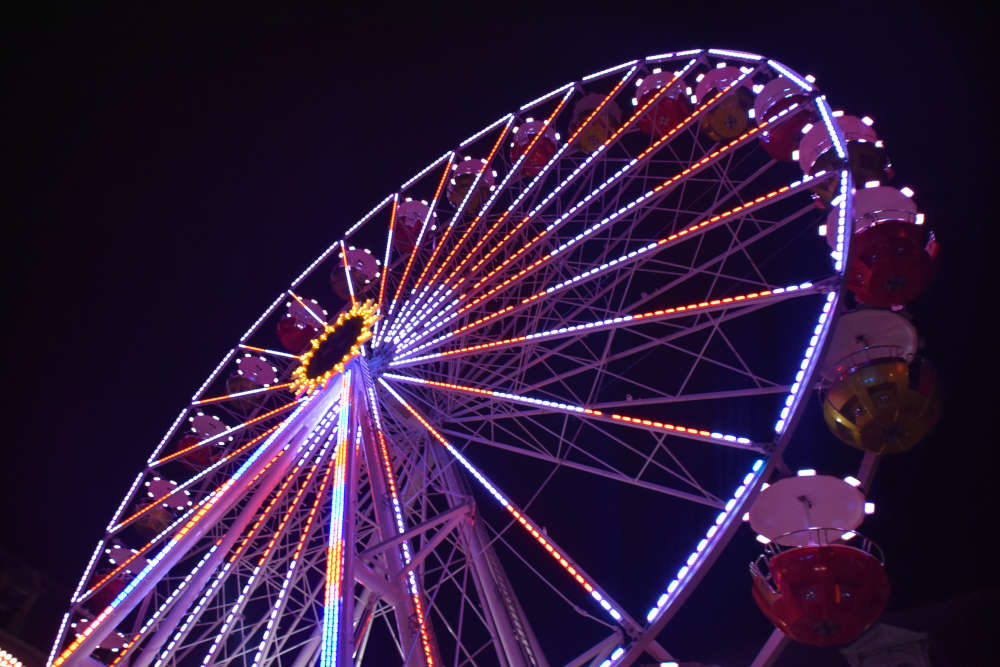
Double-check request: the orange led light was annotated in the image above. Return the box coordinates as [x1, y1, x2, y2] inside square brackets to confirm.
[290, 300, 377, 396]
[376, 195, 399, 317]
[413, 122, 512, 297]
[461, 69, 706, 290]
[112, 424, 281, 533]
[421, 172, 801, 351]
[409, 285, 782, 364]
[387, 156, 456, 313]
[396, 374, 749, 445]
[424, 120, 511, 293]
[441, 93, 573, 288]
[370, 415, 435, 665]
[152, 400, 301, 466]
[192, 382, 293, 406]
[288, 291, 326, 326]
[110, 444, 334, 666]
[447, 73, 765, 323]
[460, 74, 685, 284]
[339, 241, 357, 308]
[55, 438, 296, 667]
[389, 387, 616, 620]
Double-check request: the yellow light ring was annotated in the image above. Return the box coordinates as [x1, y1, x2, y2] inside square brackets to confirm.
[291, 300, 378, 396]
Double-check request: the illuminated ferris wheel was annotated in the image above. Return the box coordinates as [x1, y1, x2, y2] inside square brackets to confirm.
[49, 48, 939, 666]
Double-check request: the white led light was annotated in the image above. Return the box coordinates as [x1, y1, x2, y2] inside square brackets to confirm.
[844, 476, 862, 487]
[767, 59, 814, 91]
[708, 48, 762, 61]
[865, 502, 876, 514]
[900, 186, 915, 197]
[458, 114, 514, 148]
[814, 96, 847, 159]
[797, 468, 816, 476]
[582, 59, 638, 82]
[239, 292, 287, 343]
[756, 534, 771, 544]
[400, 150, 452, 191]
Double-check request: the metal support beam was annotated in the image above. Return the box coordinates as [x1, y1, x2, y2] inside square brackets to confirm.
[564, 630, 622, 667]
[749, 628, 791, 667]
[358, 503, 473, 561]
[431, 443, 548, 667]
[400, 511, 471, 577]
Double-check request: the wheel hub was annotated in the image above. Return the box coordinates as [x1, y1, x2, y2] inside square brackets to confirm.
[291, 300, 378, 395]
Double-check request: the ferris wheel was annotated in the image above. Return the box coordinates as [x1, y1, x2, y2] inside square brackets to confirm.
[48, 48, 939, 667]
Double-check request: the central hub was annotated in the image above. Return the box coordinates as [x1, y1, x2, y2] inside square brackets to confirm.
[291, 300, 377, 395]
[367, 341, 397, 378]
[309, 316, 363, 377]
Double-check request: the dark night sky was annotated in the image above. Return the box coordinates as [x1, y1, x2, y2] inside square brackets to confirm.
[2, 1, 995, 661]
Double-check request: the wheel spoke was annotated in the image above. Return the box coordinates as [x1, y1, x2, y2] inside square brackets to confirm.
[191, 382, 293, 405]
[439, 61, 700, 292]
[410, 117, 515, 296]
[461, 67, 761, 295]
[380, 153, 457, 342]
[110, 423, 281, 533]
[438, 426, 721, 508]
[435, 87, 579, 291]
[380, 379, 642, 630]
[384, 373, 759, 451]
[399, 169, 830, 356]
[375, 194, 399, 324]
[395, 281, 824, 366]
[150, 398, 304, 467]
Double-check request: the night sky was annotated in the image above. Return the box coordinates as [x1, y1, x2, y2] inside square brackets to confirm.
[3, 2, 994, 662]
